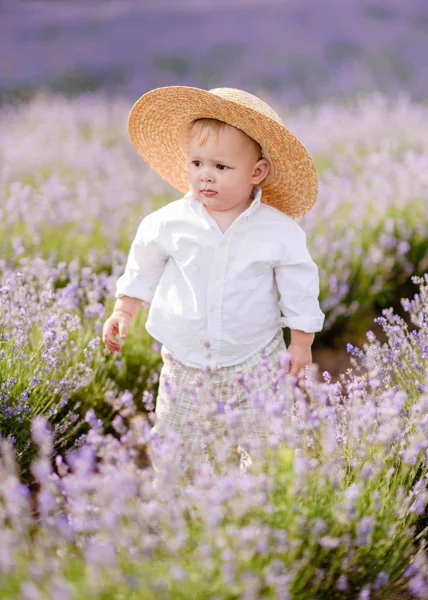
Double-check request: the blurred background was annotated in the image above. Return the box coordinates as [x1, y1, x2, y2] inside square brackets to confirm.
[2, 0, 428, 105]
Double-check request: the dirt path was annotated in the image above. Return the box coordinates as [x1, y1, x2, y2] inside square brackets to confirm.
[312, 346, 352, 381]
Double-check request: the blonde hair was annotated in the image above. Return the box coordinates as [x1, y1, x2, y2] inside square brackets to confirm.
[181, 118, 263, 159]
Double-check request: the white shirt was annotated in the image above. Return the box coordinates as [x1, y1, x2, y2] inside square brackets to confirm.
[115, 186, 325, 369]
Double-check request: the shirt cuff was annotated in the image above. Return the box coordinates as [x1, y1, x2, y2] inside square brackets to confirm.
[279, 315, 325, 333]
[115, 273, 159, 303]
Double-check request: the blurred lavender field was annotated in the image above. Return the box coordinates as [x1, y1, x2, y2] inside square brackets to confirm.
[1, 0, 428, 105]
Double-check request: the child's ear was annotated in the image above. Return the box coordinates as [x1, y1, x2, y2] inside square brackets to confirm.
[251, 158, 270, 185]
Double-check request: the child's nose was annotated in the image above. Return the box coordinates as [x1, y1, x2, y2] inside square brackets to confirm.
[200, 168, 214, 182]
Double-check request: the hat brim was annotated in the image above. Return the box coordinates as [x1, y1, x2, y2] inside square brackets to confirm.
[128, 86, 318, 218]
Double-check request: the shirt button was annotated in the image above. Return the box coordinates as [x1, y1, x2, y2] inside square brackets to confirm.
[219, 241, 225, 247]
[209, 305, 216, 312]
[214, 273, 220, 280]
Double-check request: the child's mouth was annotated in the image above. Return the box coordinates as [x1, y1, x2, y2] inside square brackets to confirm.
[201, 190, 217, 197]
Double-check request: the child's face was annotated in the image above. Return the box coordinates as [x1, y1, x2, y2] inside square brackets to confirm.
[186, 124, 269, 213]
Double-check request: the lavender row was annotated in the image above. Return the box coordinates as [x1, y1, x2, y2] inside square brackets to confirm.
[0, 256, 161, 475]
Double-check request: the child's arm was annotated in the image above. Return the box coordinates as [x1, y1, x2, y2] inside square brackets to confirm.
[103, 212, 168, 353]
[275, 222, 324, 376]
[115, 212, 169, 303]
[115, 295, 149, 317]
[288, 330, 315, 376]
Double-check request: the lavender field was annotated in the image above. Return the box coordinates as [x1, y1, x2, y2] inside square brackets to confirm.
[0, 89, 427, 599]
[1, 0, 428, 597]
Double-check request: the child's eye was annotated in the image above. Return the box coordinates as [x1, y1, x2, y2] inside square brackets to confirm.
[192, 160, 202, 167]
[216, 164, 228, 171]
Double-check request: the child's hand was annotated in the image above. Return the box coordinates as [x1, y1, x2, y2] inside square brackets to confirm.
[286, 344, 312, 377]
[102, 310, 131, 353]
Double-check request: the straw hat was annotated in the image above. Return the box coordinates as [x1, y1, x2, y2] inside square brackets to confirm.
[128, 86, 318, 218]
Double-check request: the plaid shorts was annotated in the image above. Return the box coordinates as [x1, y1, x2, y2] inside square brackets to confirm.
[149, 329, 287, 478]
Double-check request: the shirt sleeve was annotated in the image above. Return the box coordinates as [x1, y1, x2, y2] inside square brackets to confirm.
[115, 212, 169, 303]
[275, 222, 325, 333]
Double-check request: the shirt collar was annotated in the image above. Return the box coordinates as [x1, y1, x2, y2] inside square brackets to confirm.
[186, 185, 263, 222]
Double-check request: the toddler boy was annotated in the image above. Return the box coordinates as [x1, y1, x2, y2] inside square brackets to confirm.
[102, 86, 325, 474]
